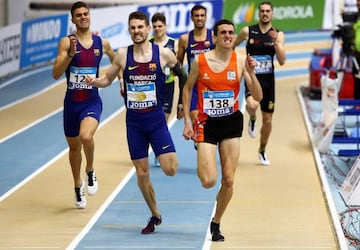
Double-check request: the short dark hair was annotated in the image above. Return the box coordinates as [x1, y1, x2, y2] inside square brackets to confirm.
[259, 1, 273, 10]
[151, 12, 166, 24]
[129, 11, 149, 26]
[71, 1, 89, 17]
[213, 19, 234, 36]
[191, 4, 207, 16]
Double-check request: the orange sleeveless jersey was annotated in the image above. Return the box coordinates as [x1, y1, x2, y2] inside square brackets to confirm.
[196, 51, 240, 122]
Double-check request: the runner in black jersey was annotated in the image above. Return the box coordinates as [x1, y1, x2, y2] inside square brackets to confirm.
[150, 12, 180, 122]
[233, 1, 286, 165]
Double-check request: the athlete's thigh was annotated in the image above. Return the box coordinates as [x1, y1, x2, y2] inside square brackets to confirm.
[63, 103, 81, 137]
[150, 121, 175, 157]
[127, 124, 149, 160]
[157, 152, 177, 174]
[79, 116, 99, 137]
[218, 137, 240, 178]
[260, 81, 275, 112]
[79, 97, 102, 123]
[79, 99, 102, 137]
[197, 142, 218, 178]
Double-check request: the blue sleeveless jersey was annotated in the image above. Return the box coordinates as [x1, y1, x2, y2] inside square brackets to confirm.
[65, 34, 103, 102]
[123, 43, 165, 113]
[123, 44, 174, 160]
[186, 29, 215, 73]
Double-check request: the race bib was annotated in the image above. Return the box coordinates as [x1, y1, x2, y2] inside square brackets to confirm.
[253, 55, 273, 74]
[126, 82, 157, 109]
[68, 66, 96, 89]
[203, 90, 235, 117]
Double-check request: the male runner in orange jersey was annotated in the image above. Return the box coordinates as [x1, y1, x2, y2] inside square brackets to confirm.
[182, 19, 262, 241]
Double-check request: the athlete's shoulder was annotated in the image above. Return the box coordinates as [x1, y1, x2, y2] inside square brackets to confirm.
[234, 50, 246, 64]
[92, 33, 102, 41]
[117, 46, 128, 57]
[271, 26, 281, 32]
[179, 32, 190, 40]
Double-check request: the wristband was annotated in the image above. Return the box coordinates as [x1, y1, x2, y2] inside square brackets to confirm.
[67, 52, 74, 58]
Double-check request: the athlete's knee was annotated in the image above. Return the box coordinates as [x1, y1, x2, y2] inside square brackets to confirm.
[246, 100, 259, 111]
[79, 133, 93, 145]
[161, 160, 178, 176]
[222, 176, 234, 188]
[162, 165, 177, 176]
[159, 154, 178, 176]
[68, 146, 81, 155]
[136, 169, 150, 188]
[66, 136, 81, 150]
[200, 176, 217, 189]
[262, 115, 272, 126]
[202, 180, 216, 189]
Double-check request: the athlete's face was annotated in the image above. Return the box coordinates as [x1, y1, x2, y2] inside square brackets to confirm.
[214, 24, 235, 48]
[72, 7, 90, 30]
[152, 20, 166, 39]
[129, 19, 150, 44]
[191, 9, 207, 29]
[258, 4, 273, 25]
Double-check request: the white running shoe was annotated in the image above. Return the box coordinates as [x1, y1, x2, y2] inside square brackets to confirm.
[248, 119, 256, 138]
[258, 152, 271, 166]
[74, 179, 87, 209]
[86, 170, 98, 196]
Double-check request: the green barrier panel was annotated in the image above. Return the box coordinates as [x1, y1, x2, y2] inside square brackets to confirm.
[223, 0, 325, 32]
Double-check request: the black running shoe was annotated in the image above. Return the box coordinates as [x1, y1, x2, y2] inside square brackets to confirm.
[141, 215, 162, 234]
[210, 221, 225, 242]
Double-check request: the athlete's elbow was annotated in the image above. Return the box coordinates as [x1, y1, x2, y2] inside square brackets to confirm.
[52, 72, 60, 80]
[277, 56, 286, 66]
[183, 84, 192, 95]
[279, 59, 286, 66]
[253, 93, 263, 102]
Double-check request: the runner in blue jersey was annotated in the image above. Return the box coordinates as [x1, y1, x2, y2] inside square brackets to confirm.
[177, 4, 215, 124]
[85, 11, 187, 235]
[52, 1, 115, 209]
